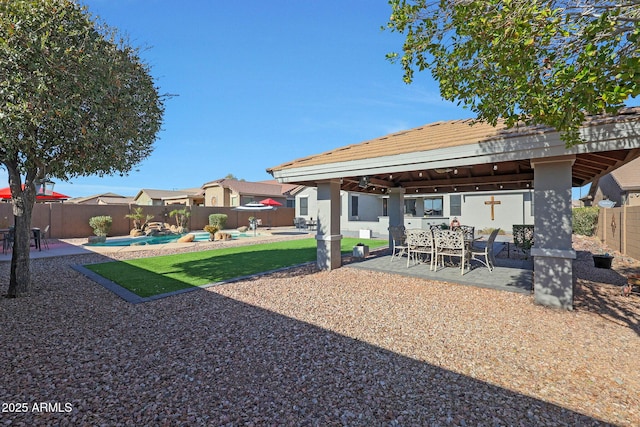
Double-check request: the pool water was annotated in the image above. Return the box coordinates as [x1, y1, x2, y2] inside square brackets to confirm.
[85, 231, 258, 247]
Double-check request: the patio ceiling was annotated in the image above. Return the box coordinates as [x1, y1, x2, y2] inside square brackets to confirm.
[268, 107, 640, 195]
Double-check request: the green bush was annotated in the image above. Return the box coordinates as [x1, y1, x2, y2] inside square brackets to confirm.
[89, 215, 113, 236]
[209, 214, 228, 229]
[573, 207, 599, 236]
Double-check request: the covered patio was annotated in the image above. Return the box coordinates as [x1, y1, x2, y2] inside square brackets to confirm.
[268, 107, 640, 309]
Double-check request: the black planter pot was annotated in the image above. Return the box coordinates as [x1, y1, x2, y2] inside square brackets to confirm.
[593, 254, 614, 269]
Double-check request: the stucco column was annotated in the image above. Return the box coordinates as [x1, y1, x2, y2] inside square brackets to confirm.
[530, 155, 576, 309]
[387, 188, 405, 251]
[316, 179, 342, 270]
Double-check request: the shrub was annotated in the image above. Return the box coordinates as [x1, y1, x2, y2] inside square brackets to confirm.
[209, 214, 228, 230]
[573, 207, 599, 236]
[89, 216, 112, 236]
[203, 224, 219, 234]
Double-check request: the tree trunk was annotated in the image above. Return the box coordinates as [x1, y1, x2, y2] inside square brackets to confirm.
[5, 169, 36, 298]
[7, 211, 33, 297]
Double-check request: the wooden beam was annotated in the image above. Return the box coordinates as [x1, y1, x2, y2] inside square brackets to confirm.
[402, 173, 534, 189]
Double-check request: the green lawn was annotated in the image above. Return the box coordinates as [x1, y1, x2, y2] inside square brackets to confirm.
[85, 237, 388, 298]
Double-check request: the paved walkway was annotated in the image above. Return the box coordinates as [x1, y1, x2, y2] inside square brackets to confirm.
[348, 243, 534, 294]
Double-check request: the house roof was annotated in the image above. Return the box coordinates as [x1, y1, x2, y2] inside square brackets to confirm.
[134, 188, 203, 201]
[202, 178, 296, 198]
[267, 107, 640, 194]
[68, 192, 127, 204]
[97, 196, 135, 205]
[610, 157, 640, 191]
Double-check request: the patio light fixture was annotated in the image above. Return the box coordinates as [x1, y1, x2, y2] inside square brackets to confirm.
[35, 176, 55, 196]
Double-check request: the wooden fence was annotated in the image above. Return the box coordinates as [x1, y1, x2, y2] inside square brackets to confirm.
[596, 205, 640, 261]
[0, 203, 294, 239]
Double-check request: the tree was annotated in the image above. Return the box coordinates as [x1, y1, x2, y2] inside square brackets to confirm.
[224, 173, 245, 181]
[125, 207, 155, 231]
[0, 0, 165, 297]
[385, 0, 640, 145]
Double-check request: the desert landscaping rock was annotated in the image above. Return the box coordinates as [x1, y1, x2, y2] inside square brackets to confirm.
[0, 234, 638, 425]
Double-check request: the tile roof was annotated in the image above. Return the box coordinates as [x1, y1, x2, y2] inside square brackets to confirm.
[267, 107, 640, 173]
[137, 188, 203, 200]
[203, 178, 296, 197]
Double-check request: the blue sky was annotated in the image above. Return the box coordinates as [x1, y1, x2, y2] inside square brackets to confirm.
[11, 0, 627, 199]
[45, 0, 465, 198]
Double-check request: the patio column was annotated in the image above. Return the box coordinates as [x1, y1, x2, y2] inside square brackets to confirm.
[530, 155, 576, 309]
[387, 188, 405, 251]
[316, 179, 342, 270]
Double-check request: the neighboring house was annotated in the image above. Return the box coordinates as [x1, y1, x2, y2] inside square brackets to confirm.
[133, 188, 204, 206]
[68, 193, 134, 205]
[585, 157, 640, 207]
[201, 178, 301, 207]
[295, 186, 534, 237]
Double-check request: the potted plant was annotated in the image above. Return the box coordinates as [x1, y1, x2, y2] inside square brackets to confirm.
[353, 242, 369, 259]
[593, 252, 614, 269]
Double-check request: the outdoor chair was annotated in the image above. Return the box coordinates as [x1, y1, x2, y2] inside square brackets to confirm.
[388, 225, 408, 262]
[470, 228, 501, 272]
[433, 228, 469, 275]
[406, 228, 435, 269]
[459, 225, 475, 241]
[40, 224, 50, 250]
[2, 228, 14, 254]
[293, 217, 306, 229]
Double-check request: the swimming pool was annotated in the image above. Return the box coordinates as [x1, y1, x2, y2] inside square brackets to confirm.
[85, 231, 258, 247]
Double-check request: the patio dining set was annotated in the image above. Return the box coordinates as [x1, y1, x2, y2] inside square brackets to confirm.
[1, 225, 51, 254]
[388, 225, 501, 275]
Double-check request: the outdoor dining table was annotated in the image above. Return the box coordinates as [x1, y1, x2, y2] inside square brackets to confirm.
[0, 227, 42, 252]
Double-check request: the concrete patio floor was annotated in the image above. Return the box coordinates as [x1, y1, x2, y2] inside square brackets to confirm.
[347, 243, 534, 295]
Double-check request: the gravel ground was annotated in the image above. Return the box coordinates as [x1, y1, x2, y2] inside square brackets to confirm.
[0, 234, 639, 426]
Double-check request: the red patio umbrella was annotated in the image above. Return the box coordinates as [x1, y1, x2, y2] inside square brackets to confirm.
[0, 186, 70, 202]
[259, 198, 282, 207]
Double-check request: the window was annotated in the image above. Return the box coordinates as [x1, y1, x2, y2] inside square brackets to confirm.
[450, 195, 461, 216]
[382, 198, 388, 217]
[286, 199, 295, 208]
[404, 199, 416, 216]
[351, 195, 359, 217]
[299, 197, 308, 216]
[424, 197, 443, 217]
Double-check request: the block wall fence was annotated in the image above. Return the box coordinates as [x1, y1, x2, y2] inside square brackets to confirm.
[596, 205, 640, 261]
[0, 203, 295, 239]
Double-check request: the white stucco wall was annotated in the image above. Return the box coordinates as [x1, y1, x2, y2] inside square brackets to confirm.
[460, 190, 534, 232]
[295, 187, 534, 237]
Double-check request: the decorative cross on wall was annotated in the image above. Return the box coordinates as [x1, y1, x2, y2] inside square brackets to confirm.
[484, 195, 501, 221]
